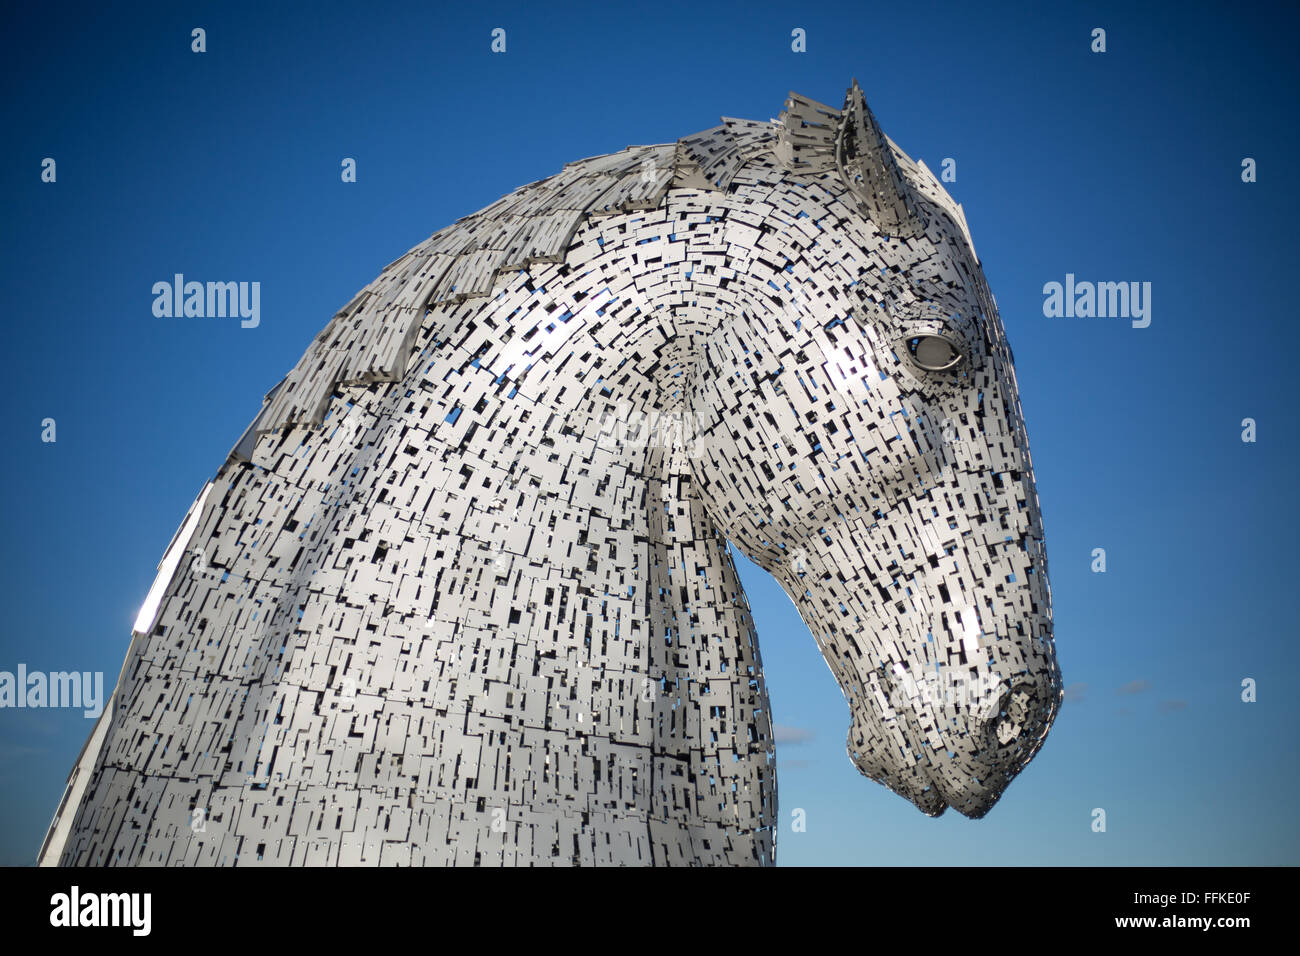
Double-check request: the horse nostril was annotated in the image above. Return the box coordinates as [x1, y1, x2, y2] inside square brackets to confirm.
[992, 683, 1044, 749]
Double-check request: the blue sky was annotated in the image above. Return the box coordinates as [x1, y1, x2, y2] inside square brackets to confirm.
[1, 0, 1296, 865]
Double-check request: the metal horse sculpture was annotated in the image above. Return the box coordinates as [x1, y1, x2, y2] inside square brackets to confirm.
[41, 81, 1062, 867]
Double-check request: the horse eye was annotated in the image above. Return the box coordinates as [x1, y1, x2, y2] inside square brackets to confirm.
[907, 335, 964, 372]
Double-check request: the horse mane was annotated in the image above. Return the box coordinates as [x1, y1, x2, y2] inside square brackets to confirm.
[230, 118, 772, 447]
[235, 98, 976, 452]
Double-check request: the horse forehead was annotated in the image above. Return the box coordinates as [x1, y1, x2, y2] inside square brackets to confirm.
[726, 182, 986, 327]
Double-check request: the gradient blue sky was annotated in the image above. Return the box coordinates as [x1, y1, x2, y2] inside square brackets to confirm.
[1, 0, 1296, 865]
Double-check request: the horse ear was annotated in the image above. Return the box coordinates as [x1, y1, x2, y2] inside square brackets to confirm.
[774, 90, 841, 175]
[836, 79, 926, 239]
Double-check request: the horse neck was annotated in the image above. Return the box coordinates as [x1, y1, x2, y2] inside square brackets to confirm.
[454, 189, 745, 615]
[435, 186, 766, 689]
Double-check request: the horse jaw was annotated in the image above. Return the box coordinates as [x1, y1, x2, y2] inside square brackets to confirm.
[773, 499, 1063, 819]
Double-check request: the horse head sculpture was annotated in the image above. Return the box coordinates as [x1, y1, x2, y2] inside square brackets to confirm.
[41, 80, 1061, 867]
[689, 83, 1062, 821]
